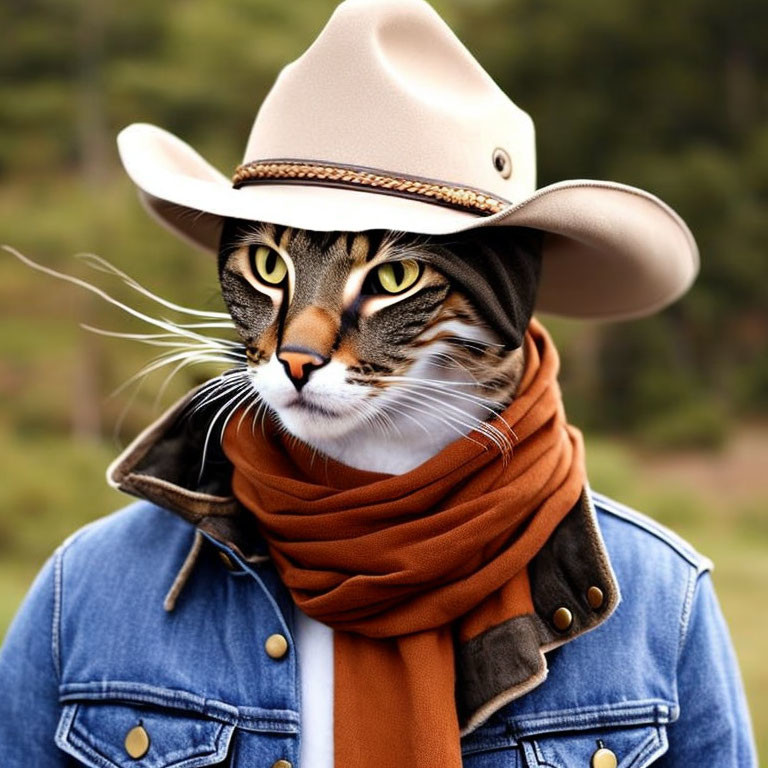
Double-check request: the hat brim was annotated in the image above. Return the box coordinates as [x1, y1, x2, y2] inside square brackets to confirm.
[118, 123, 699, 321]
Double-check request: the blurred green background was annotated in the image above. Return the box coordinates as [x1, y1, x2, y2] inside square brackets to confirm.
[1, 0, 766, 756]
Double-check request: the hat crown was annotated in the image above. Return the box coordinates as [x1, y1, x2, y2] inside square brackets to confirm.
[116, 0, 698, 321]
[244, 0, 536, 202]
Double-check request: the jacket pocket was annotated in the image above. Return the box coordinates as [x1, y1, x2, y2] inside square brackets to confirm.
[462, 716, 668, 768]
[54, 701, 235, 768]
[519, 724, 668, 768]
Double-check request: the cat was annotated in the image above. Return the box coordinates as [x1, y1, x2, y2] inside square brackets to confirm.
[213, 218, 543, 767]
[4, 220, 541, 475]
[215, 218, 542, 474]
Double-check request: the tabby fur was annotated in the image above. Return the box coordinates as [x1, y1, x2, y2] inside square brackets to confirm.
[217, 219, 536, 473]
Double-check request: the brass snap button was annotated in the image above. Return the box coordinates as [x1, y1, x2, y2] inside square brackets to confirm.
[272, 760, 293, 768]
[218, 551, 237, 571]
[552, 606, 573, 632]
[124, 724, 150, 759]
[265, 633, 289, 659]
[587, 585, 604, 609]
[591, 746, 618, 768]
[492, 147, 512, 179]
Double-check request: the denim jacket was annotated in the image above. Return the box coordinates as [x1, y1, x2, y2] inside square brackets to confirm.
[0, 390, 758, 767]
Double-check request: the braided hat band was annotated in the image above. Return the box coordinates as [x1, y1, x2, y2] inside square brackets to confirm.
[232, 159, 510, 216]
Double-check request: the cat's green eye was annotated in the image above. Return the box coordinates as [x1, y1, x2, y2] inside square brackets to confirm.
[250, 245, 287, 285]
[375, 259, 422, 294]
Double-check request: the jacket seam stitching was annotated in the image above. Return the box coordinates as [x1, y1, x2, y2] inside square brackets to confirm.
[53, 703, 78, 761]
[58, 682, 301, 731]
[532, 738, 557, 767]
[632, 726, 668, 767]
[594, 495, 696, 557]
[677, 564, 700, 667]
[52, 546, 63, 681]
[592, 493, 706, 568]
[504, 700, 674, 733]
[628, 727, 660, 766]
[51, 523, 101, 683]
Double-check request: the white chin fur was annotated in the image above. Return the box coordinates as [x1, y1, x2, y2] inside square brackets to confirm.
[249, 320, 502, 475]
[250, 356, 372, 442]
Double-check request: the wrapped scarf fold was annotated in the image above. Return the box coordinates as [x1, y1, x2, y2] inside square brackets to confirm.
[222, 317, 585, 768]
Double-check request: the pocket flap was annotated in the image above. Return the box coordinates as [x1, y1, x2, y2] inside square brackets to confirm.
[521, 723, 668, 768]
[55, 701, 235, 768]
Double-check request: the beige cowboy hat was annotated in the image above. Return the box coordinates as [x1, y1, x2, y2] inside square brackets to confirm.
[117, 0, 698, 320]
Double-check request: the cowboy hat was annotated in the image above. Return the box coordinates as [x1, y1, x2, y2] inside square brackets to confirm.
[117, 0, 698, 320]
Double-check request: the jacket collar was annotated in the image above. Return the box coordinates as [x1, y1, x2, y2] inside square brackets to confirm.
[107, 385, 621, 736]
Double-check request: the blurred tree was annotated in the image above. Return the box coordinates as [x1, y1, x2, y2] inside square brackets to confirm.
[457, 0, 768, 441]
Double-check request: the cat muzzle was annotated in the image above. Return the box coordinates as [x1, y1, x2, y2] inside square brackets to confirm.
[277, 346, 329, 391]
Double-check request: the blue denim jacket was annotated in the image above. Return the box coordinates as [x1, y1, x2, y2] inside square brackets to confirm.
[0, 392, 758, 767]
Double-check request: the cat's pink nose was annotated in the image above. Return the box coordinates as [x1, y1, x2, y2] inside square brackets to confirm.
[277, 347, 328, 391]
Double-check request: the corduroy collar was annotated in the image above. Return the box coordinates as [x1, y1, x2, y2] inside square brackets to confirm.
[107, 385, 620, 736]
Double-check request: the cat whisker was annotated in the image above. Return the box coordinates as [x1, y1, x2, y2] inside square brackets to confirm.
[181, 373, 249, 426]
[256, 398, 273, 439]
[380, 376, 501, 406]
[166, 321, 237, 330]
[380, 374, 490, 390]
[187, 371, 249, 416]
[383, 390, 476, 437]
[113, 349, 242, 398]
[386, 389, 512, 457]
[81, 327, 206, 344]
[177, 374, 238, 415]
[383, 378, 519, 443]
[218, 387, 260, 444]
[387, 397, 489, 452]
[110, 360, 243, 442]
[365, 402, 403, 441]
[132, 349, 242, 385]
[198, 383, 255, 481]
[81, 324, 245, 356]
[76, 252, 231, 319]
[153, 355, 242, 408]
[156, 317, 240, 347]
[422, 349, 485, 382]
[442, 334, 506, 350]
[3, 245, 235, 350]
[387, 382, 510, 436]
[348, 398, 403, 442]
[236, 392, 263, 432]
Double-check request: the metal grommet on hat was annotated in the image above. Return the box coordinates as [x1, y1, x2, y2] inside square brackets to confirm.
[492, 147, 512, 179]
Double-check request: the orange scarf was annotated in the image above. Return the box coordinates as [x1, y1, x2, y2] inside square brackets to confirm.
[222, 317, 585, 767]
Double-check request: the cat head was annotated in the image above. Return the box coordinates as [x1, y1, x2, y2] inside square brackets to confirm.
[217, 219, 542, 452]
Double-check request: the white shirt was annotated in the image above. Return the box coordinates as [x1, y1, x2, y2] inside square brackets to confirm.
[295, 603, 335, 767]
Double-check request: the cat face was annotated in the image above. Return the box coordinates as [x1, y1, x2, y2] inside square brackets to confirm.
[217, 219, 538, 452]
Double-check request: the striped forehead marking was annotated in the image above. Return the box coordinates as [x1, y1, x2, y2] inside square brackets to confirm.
[350, 233, 369, 264]
[279, 226, 293, 252]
